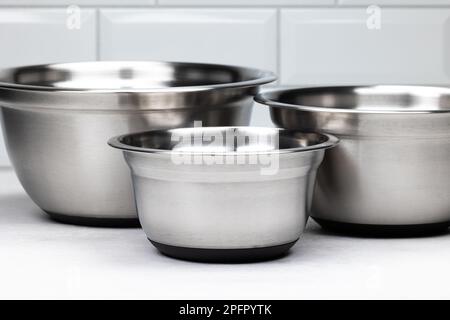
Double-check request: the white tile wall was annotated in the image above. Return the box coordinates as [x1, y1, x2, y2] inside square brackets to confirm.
[159, 0, 333, 5]
[0, 9, 96, 68]
[0, 0, 156, 5]
[99, 9, 277, 72]
[281, 8, 450, 85]
[340, 0, 450, 5]
[0, 2, 449, 166]
[0, 8, 96, 166]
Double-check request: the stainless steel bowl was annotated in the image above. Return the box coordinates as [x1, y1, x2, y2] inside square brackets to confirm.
[256, 85, 450, 237]
[0, 61, 275, 227]
[109, 127, 338, 262]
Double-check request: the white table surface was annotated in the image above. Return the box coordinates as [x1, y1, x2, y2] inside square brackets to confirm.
[1, 167, 449, 300]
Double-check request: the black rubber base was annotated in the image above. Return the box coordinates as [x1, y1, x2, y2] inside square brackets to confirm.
[46, 212, 141, 228]
[150, 239, 298, 263]
[313, 217, 450, 238]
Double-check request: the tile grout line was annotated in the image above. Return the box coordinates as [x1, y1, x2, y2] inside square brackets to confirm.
[95, 8, 100, 60]
[0, 4, 448, 8]
[0, 4, 320, 9]
[276, 8, 281, 86]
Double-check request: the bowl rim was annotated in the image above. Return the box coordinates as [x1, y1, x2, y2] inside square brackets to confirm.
[108, 126, 339, 156]
[0, 60, 277, 93]
[255, 85, 450, 115]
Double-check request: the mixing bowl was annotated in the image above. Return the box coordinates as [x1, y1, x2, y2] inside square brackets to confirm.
[109, 127, 338, 262]
[0, 61, 275, 227]
[256, 86, 450, 237]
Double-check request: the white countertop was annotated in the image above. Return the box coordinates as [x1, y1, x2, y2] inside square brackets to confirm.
[1, 167, 449, 300]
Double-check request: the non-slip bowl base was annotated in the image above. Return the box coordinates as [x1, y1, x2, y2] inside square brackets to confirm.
[149, 239, 298, 263]
[313, 217, 450, 238]
[46, 212, 141, 228]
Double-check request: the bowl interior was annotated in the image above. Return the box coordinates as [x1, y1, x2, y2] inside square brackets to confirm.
[118, 127, 331, 153]
[267, 86, 450, 112]
[0, 61, 270, 90]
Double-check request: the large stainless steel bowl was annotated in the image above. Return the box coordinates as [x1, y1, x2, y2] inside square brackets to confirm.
[0, 61, 275, 227]
[256, 86, 450, 237]
[109, 127, 338, 262]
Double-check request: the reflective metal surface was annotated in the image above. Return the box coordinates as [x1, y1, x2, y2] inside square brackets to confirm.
[109, 127, 337, 258]
[0, 61, 275, 224]
[256, 86, 450, 228]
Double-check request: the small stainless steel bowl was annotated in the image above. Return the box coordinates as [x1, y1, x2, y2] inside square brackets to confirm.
[256, 85, 450, 237]
[0, 61, 275, 227]
[109, 127, 338, 262]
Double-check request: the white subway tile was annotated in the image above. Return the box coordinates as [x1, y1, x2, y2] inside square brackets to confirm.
[0, 9, 96, 166]
[339, 0, 450, 6]
[99, 9, 277, 72]
[159, 0, 333, 5]
[0, 0, 156, 5]
[251, 102, 275, 127]
[280, 9, 450, 86]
